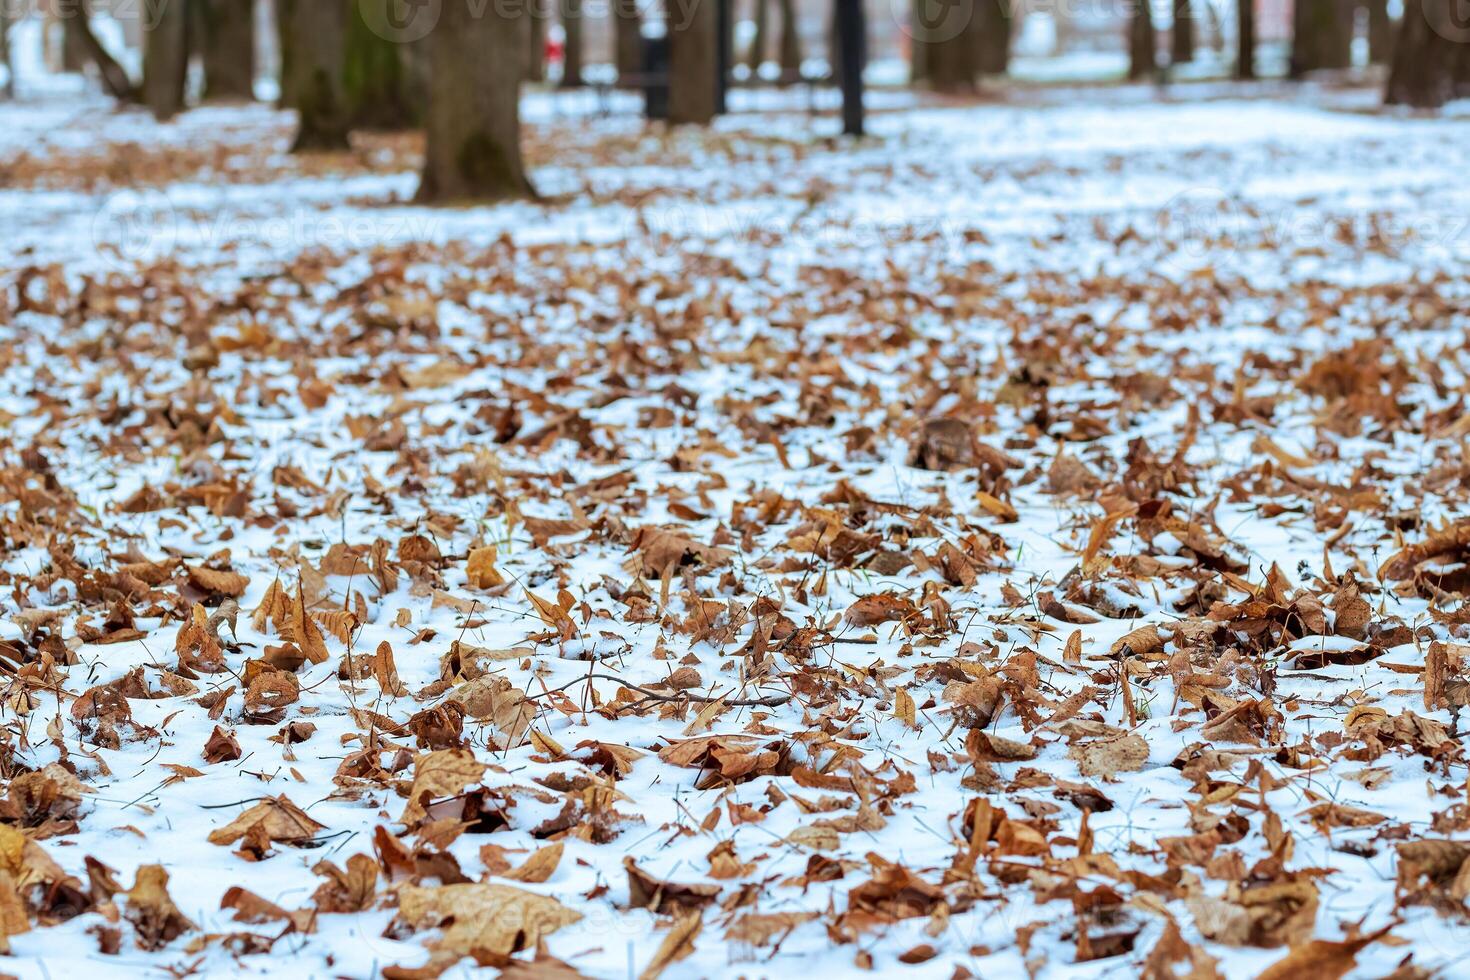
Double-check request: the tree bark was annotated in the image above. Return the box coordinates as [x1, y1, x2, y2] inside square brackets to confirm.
[1236, 0, 1256, 78]
[1291, 0, 1353, 76]
[1367, 0, 1395, 65]
[669, 0, 718, 124]
[62, 10, 136, 101]
[417, 0, 533, 201]
[915, 0, 983, 92]
[561, 0, 585, 87]
[1128, 0, 1156, 80]
[1385, 0, 1465, 107]
[345, 0, 421, 129]
[526, 2, 547, 83]
[0, 5, 11, 99]
[976, 0, 1012, 76]
[613, 0, 643, 84]
[279, 0, 349, 151]
[777, 0, 802, 82]
[1171, 0, 1194, 64]
[201, 0, 255, 102]
[142, 0, 189, 120]
[748, 0, 769, 70]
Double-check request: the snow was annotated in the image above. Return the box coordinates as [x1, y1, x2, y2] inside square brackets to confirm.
[0, 81, 1467, 979]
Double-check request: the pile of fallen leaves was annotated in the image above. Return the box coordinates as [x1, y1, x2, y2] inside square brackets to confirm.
[0, 89, 1467, 978]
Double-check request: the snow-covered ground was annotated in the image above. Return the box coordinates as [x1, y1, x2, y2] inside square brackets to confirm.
[0, 84, 1468, 979]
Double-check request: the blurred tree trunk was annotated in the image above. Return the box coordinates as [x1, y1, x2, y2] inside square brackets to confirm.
[0, 5, 11, 99]
[614, 0, 643, 83]
[1366, 0, 1395, 65]
[1291, 0, 1353, 76]
[976, 0, 1012, 76]
[1236, 0, 1256, 78]
[279, 0, 349, 151]
[669, 0, 717, 123]
[777, 0, 802, 82]
[345, 0, 421, 128]
[749, 0, 769, 70]
[1171, 0, 1194, 63]
[526, 2, 547, 82]
[417, 0, 533, 200]
[562, 0, 585, 87]
[916, 0, 981, 92]
[142, 0, 189, 120]
[62, 12, 135, 100]
[201, 0, 255, 102]
[1385, 0, 1467, 106]
[1128, 0, 1156, 80]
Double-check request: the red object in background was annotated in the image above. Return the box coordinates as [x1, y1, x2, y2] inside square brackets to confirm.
[546, 35, 564, 68]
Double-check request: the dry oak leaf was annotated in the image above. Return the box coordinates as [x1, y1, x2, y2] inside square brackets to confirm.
[186, 565, 250, 598]
[465, 546, 505, 590]
[124, 864, 196, 950]
[401, 749, 488, 826]
[625, 526, 733, 579]
[640, 911, 702, 980]
[1255, 926, 1392, 980]
[387, 882, 581, 978]
[1068, 733, 1150, 778]
[501, 842, 564, 884]
[0, 824, 70, 892]
[312, 853, 381, 913]
[1141, 917, 1222, 980]
[844, 593, 916, 628]
[207, 795, 326, 848]
[447, 676, 534, 746]
[625, 857, 721, 915]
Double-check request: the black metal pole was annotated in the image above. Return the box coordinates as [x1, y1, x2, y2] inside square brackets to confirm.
[836, 0, 865, 136]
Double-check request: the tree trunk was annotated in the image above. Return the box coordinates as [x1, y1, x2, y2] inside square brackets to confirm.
[345, 0, 420, 129]
[0, 5, 11, 99]
[749, 0, 769, 70]
[279, 0, 349, 151]
[62, 11, 136, 101]
[142, 0, 189, 120]
[1367, 0, 1395, 65]
[526, 2, 547, 83]
[777, 0, 803, 82]
[1236, 0, 1256, 78]
[1171, 0, 1194, 64]
[1291, 0, 1353, 76]
[1128, 0, 1156, 80]
[976, 0, 1012, 76]
[417, 0, 533, 201]
[916, 0, 982, 92]
[613, 0, 643, 84]
[669, 0, 718, 124]
[201, 0, 255, 102]
[562, 0, 585, 87]
[1385, 0, 1462, 106]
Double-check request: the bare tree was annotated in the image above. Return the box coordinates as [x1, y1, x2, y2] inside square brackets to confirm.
[562, 0, 586, 87]
[142, 0, 190, 120]
[1386, 0, 1470, 107]
[669, 0, 718, 124]
[201, 0, 256, 102]
[1290, 0, 1353, 76]
[1171, 0, 1194, 64]
[1236, 0, 1256, 78]
[345, 0, 422, 129]
[1128, 0, 1156, 80]
[418, 0, 534, 201]
[279, 0, 349, 151]
[776, 0, 802, 82]
[61, 9, 136, 101]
